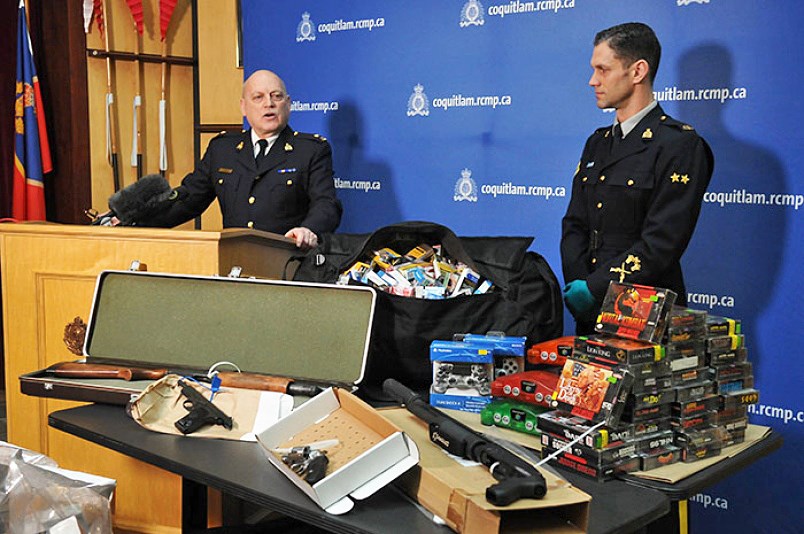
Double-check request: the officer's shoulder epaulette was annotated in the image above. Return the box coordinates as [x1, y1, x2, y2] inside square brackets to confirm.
[293, 131, 328, 143]
[209, 129, 244, 143]
[658, 114, 697, 132]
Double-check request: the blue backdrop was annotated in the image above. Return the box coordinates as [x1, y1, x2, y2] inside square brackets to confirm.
[242, 1, 803, 531]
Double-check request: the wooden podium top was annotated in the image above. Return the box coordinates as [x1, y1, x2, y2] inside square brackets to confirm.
[0, 223, 300, 280]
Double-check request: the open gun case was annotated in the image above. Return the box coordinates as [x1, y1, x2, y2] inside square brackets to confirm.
[20, 269, 378, 405]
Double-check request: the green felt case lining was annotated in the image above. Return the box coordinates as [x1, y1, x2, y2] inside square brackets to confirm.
[85, 271, 376, 385]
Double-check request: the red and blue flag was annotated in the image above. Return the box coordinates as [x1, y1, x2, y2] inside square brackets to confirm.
[13, 0, 52, 221]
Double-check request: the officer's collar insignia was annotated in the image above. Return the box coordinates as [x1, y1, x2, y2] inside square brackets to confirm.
[610, 255, 642, 282]
[236, 141, 244, 151]
[680, 174, 690, 184]
[671, 172, 680, 183]
[586, 161, 595, 168]
[682, 124, 694, 131]
[642, 128, 653, 139]
[604, 130, 610, 137]
[285, 143, 294, 152]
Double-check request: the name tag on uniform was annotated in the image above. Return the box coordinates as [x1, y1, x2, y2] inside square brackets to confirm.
[217, 167, 233, 174]
[277, 168, 297, 174]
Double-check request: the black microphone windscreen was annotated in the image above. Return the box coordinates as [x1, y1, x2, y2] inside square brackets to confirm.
[108, 174, 172, 225]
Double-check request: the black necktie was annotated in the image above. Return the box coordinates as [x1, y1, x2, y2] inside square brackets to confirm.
[611, 123, 623, 153]
[255, 139, 268, 166]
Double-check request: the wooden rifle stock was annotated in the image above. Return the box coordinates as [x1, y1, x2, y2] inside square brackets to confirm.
[215, 372, 321, 396]
[47, 362, 168, 381]
[215, 372, 291, 392]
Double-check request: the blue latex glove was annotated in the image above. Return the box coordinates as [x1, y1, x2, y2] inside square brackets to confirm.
[563, 279, 596, 318]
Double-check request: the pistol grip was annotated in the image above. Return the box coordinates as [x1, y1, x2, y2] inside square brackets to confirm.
[175, 412, 205, 435]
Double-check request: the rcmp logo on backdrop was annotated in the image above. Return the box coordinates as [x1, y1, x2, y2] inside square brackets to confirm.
[454, 168, 478, 202]
[460, 0, 486, 27]
[407, 84, 430, 117]
[296, 12, 316, 42]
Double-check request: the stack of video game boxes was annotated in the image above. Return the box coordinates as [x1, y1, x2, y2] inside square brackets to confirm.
[704, 314, 758, 449]
[537, 282, 760, 480]
[338, 244, 493, 299]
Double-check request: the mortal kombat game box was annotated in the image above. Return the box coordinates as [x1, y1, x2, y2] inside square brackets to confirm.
[595, 282, 677, 343]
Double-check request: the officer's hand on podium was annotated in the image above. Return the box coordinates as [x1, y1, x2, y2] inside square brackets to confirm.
[285, 227, 319, 250]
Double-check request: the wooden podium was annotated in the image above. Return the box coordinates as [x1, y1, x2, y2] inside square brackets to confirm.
[0, 223, 298, 533]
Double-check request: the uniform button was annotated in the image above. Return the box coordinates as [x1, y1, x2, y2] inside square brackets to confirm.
[248, 196, 255, 204]
[660, 115, 667, 121]
[254, 175, 261, 180]
[592, 258, 597, 264]
[286, 179, 293, 186]
[597, 202, 603, 209]
[582, 177, 588, 183]
[247, 221, 254, 228]
[600, 175, 606, 182]
[217, 179, 224, 185]
[627, 179, 635, 186]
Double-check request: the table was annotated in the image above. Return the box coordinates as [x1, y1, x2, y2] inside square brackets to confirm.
[49, 403, 670, 534]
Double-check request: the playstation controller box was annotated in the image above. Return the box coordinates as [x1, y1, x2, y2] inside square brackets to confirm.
[460, 333, 526, 379]
[429, 340, 493, 413]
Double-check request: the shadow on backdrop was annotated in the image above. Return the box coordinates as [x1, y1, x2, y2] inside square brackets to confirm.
[677, 44, 786, 389]
[327, 101, 400, 233]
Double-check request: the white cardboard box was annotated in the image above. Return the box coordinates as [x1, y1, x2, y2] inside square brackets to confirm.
[256, 388, 419, 514]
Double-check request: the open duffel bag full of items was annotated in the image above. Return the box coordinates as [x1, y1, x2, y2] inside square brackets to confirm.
[291, 221, 563, 400]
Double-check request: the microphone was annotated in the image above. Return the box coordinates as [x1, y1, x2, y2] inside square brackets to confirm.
[107, 174, 173, 226]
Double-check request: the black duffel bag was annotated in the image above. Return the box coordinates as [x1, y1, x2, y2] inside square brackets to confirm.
[291, 221, 563, 400]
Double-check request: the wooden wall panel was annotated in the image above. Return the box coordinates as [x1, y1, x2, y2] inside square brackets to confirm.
[84, 0, 195, 212]
[197, 0, 243, 125]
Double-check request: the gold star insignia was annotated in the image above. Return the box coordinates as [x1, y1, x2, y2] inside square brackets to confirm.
[642, 128, 653, 139]
[236, 141, 244, 151]
[284, 143, 293, 152]
[670, 173, 680, 182]
[681, 174, 690, 184]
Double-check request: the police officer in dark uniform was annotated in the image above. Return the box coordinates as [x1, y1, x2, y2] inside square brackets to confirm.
[148, 69, 341, 249]
[561, 23, 714, 334]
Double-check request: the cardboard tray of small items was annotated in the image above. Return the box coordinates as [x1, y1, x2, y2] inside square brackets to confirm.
[20, 269, 379, 404]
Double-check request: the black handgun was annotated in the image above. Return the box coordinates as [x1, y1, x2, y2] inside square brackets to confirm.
[174, 379, 234, 435]
[384, 378, 547, 505]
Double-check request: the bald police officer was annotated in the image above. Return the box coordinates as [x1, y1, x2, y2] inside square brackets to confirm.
[561, 23, 714, 334]
[147, 70, 341, 249]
